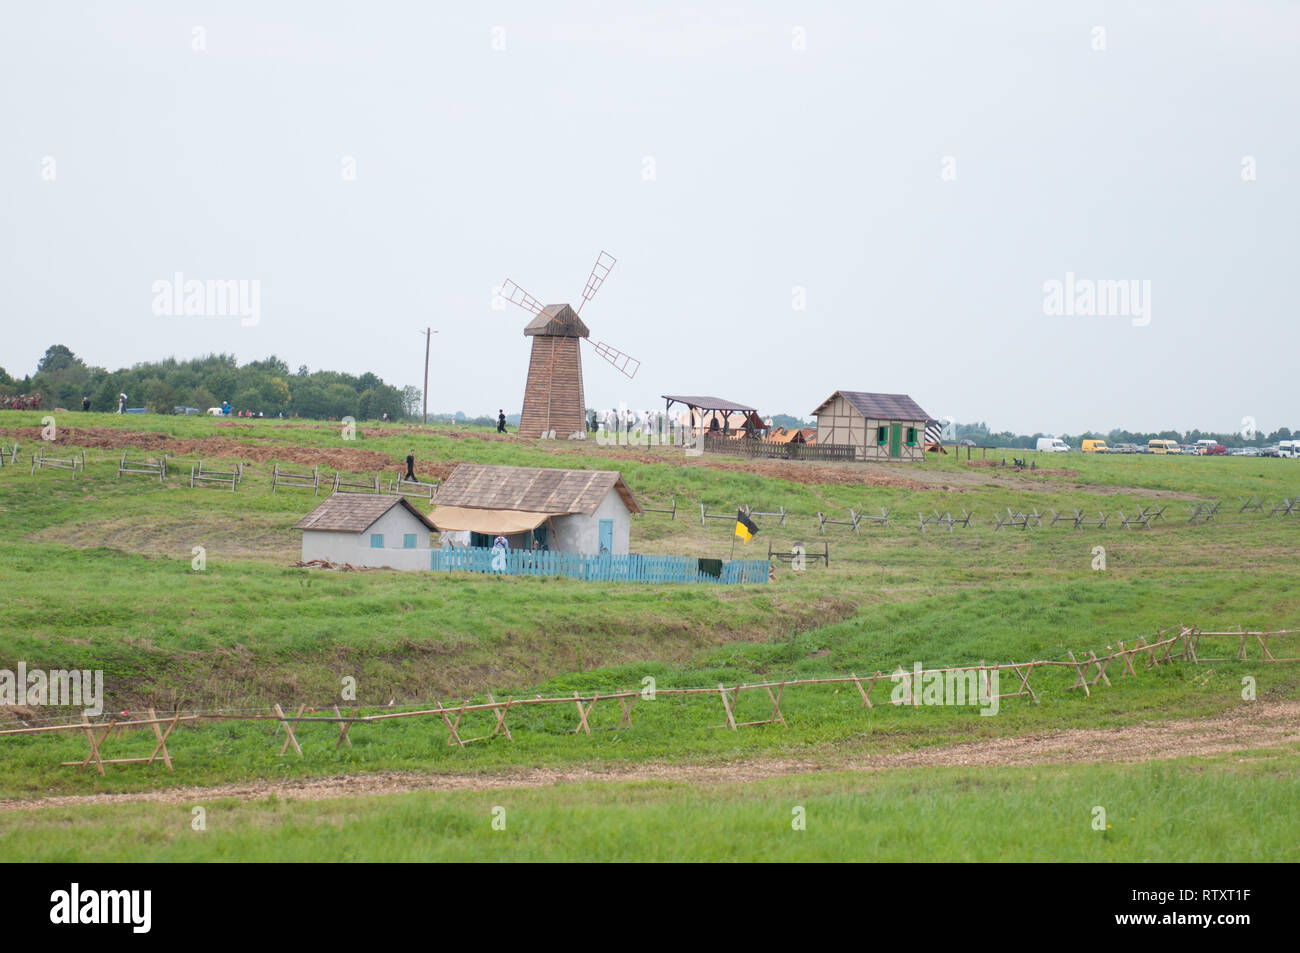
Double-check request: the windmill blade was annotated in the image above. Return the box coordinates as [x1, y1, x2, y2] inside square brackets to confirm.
[586, 339, 640, 379]
[499, 279, 545, 316]
[577, 251, 617, 314]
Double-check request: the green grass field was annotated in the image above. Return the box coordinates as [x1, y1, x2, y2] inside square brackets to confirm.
[5, 752, 1297, 862]
[1, 412, 1297, 860]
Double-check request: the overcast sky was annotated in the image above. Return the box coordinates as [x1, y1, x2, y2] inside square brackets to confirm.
[2, 1, 1296, 433]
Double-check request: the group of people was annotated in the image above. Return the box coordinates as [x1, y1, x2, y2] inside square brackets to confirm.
[3, 394, 41, 410]
[593, 407, 682, 436]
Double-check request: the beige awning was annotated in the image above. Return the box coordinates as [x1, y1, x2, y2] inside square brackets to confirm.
[429, 506, 552, 535]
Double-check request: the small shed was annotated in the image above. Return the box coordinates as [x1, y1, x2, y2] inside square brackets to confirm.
[294, 495, 438, 569]
[431, 463, 641, 555]
[811, 391, 933, 461]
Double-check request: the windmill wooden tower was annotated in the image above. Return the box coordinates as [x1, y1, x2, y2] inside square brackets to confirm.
[498, 251, 640, 439]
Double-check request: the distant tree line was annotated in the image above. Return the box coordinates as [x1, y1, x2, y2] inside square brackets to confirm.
[0, 345, 421, 420]
[951, 420, 1295, 449]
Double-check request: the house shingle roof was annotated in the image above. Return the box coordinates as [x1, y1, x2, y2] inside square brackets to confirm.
[293, 494, 438, 533]
[435, 463, 641, 516]
[811, 391, 932, 422]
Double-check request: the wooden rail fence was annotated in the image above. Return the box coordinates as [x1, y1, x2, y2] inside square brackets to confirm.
[272, 463, 321, 494]
[11, 626, 1293, 773]
[387, 476, 438, 501]
[117, 451, 166, 482]
[333, 471, 380, 494]
[189, 460, 242, 491]
[30, 448, 84, 477]
[702, 435, 857, 461]
[640, 498, 678, 518]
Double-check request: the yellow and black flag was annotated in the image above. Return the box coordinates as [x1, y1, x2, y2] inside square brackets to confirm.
[734, 510, 759, 543]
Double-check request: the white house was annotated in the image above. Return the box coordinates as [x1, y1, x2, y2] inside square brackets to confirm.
[430, 463, 641, 555]
[294, 494, 438, 570]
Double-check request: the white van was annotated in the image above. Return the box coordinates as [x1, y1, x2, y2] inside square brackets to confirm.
[1036, 437, 1071, 453]
[1279, 440, 1300, 458]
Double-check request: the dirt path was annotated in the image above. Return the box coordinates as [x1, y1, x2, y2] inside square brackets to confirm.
[3, 700, 1296, 813]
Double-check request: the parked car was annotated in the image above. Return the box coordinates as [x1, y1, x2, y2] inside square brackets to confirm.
[1081, 439, 1109, 453]
[1036, 437, 1071, 452]
[172, 405, 200, 415]
[1113, 443, 1141, 454]
[1262, 445, 1281, 457]
[1203, 443, 1226, 456]
[1148, 439, 1180, 454]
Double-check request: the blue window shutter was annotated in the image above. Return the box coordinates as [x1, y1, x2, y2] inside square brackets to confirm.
[403, 534, 417, 549]
[370, 534, 384, 548]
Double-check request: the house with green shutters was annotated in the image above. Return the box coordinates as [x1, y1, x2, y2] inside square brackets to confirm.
[811, 391, 933, 462]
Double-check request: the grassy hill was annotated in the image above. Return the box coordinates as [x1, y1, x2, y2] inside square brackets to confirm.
[1, 412, 1298, 859]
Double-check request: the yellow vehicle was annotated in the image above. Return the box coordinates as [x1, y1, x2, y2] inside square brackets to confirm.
[1082, 439, 1109, 453]
[1148, 439, 1180, 454]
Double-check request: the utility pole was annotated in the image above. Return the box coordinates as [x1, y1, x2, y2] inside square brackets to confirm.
[419, 328, 439, 424]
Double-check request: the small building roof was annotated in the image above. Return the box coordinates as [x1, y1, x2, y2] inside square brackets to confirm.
[436, 463, 642, 516]
[524, 304, 590, 338]
[765, 426, 807, 445]
[662, 395, 758, 413]
[811, 390, 932, 422]
[293, 494, 438, 533]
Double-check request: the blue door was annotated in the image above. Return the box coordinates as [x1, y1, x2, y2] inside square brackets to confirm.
[598, 519, 613, 555]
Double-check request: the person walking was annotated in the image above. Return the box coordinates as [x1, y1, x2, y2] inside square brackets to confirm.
[405, 450, 416, 481]
[81, 396, 90, 412]
[497, 410, 507, 434]
[117, 393, 127, 414]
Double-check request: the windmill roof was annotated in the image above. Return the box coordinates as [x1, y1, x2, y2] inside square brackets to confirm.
[435, 463, 641, 515]
[293, 495, 438, 533]
[524, 304, 590, 338]
[811, 391, 932, 421]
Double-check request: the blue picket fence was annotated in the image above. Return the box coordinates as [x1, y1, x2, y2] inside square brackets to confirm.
[430, 546, 768, 585]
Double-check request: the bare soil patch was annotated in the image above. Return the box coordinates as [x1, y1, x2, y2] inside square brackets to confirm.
[5, 700, 1295, 813]
[0, 426, 398, 473]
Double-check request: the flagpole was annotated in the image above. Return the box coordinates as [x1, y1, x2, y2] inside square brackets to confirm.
[729, 532, 736, 561]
